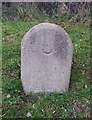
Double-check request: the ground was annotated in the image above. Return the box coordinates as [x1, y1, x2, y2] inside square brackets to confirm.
[2, 21, 91, 118]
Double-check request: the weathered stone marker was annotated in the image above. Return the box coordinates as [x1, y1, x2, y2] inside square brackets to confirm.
[21, 23, 73, 94]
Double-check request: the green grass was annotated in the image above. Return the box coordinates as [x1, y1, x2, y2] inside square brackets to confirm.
[2, 21, 91, 119]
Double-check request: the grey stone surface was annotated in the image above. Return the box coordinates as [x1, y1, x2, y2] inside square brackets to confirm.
[21, 23, 73, 94]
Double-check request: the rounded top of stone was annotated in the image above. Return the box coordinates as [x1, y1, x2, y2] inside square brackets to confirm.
[34, 22, 59, 26]
[22, 23, 71, 40]
[25, 22, 70, 41]
[35, 22, 59, 27]
[30, 22, 64, 31]
[22, 22, 73, 60]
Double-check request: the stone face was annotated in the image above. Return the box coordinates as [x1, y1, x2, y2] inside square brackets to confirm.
[21, 23, 73, 94]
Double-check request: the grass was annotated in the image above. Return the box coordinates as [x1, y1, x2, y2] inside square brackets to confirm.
[2, 20, 91, 119]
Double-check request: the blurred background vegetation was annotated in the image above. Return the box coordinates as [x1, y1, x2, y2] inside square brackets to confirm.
[2, 2, 91, 24]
